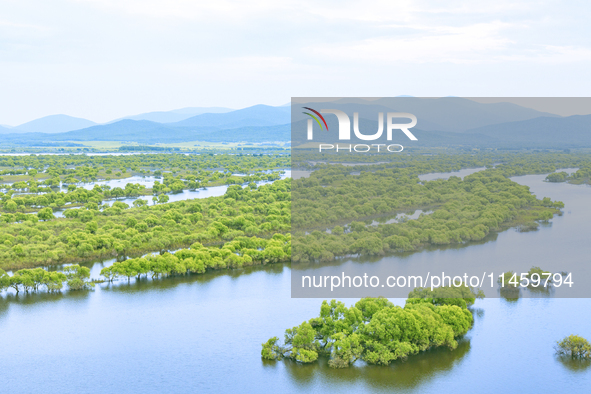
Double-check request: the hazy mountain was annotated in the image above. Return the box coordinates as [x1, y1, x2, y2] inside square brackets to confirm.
[0, 119, 288, 145]
[291, 102, 443, 135]
[52, 120, 184, 142]
[113, 107, 234, 123]
[0, 125, 13, 134]
[296, 97, 559, 132]
[291, 106, 590, 149]
[3, 101, 588, 149]
[401, 114, 591, 149]
[463, 114, 591, 147]
[171, 107, 234, 115]
[13, 114, 97, 134]
[170, 104, 290, 128]
[194, 124, 290, 143]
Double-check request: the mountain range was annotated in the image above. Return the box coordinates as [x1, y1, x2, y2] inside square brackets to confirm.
[6, 114, 97, 134]
[110, 107, 234, 124]
[0, 99, 589, 148]
[305, 97, 560, 132]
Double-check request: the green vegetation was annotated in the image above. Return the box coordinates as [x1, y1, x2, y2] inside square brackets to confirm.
[0, 170, 281, 216]
[546, 172, 569, 182]
[555, 335, 591, 359]
[545, 165, 591, 184]
[0, 235, 289, 293]
[496, 267, 562, 299]
[292, 168, 562, 263]
[295, 151, 591, 185]
[0, 153, 288, 180]
[262, 286, 479, 368]
[407, 284, 484, 309]
[0, 152, 287, 214]
[498, 267, 555, 288]
[498, 271, 522, 287]
[0, 265, 92, 294]
[100, 234, 290, 281]
[0, 179, 290, 270]
[0, 151, 586, 293]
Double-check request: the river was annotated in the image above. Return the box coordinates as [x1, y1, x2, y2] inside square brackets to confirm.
[0, 170, 590, 393]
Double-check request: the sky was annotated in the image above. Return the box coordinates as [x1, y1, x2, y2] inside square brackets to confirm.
[1, 0, 590, 125]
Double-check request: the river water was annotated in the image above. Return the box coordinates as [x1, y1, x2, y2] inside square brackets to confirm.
[0, 170, 590, 393]
[47, 170, 289, 218]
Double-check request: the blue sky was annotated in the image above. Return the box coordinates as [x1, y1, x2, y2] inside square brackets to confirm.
[1, 0, 590, 125]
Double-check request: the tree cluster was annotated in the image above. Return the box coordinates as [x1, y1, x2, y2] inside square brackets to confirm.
[555, 335, 591, 359]
[262, 286, 478, 368]
[100, 234, 290, 281]
[292, 169, 563, 263]
[0, 264, 93, 294]
[0, 179, 291, 270]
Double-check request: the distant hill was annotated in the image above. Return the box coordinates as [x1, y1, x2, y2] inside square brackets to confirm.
[53, 120, 181, 142]
[13, 114, 97, 134]
[113, 107, 234, 123]
[0, 125, 13, 134]
[170, 104, 290, 128]
[291, 108, 591, 149]
[2, 101, 589, 149]
[0, 118, 290, 145]
[297, 98, 559, 132]
[193, 124, 290, 143]
[0, 105, 291, 145]
[401, 114, 591, 148]
[462, 114, 591, 147]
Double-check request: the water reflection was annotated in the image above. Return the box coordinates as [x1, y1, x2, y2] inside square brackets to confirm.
[0, 287, 91, 308]
[280, 340, 471, 391]
[368, 210, 433, 227]
[557, 357, 591, 372]
[418, 167, 487, 182]
[102, 262, 287, 295]
[294, 231, 500, 271]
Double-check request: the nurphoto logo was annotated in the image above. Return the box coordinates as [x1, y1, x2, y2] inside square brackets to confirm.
[303, 107, 418, 153]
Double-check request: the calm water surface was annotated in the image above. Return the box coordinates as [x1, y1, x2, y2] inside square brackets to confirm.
[418, 167, 487, 181]
[48, 171, 290, 218]
[0, 171, 590, 393]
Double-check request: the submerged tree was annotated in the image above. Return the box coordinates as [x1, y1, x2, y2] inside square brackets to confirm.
[555, 335, 591, 359]
[262, 289, 479, 368]
[64, 265, 94, 290]
[0, 269, 9, 292]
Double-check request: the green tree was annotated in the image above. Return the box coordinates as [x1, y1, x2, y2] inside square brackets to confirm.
[126, 217, 138, 228]
[0, 269, 9, 291]
[42, 271, 67, 292]
[86, 220, 98, 234]
[262, 294, 476, 368]
[79, 210, 94, 223]
[555, 335, 591, 359]
[64, 264, 94, 290]
[285, 322, 318, 363]
[261, 337, 284, 360]
[133, 199, 148, 208]
[5, 200, 17, 212]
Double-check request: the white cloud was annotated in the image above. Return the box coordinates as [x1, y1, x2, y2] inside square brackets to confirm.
[305, 21, 515, 64]
[72, 0, 300, 20]
[0, 0, 590, 124]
